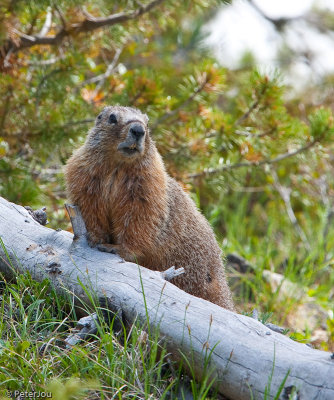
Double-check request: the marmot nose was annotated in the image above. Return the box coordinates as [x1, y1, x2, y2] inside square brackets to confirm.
[130, 124, 145, 140]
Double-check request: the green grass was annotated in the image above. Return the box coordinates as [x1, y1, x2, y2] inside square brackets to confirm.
[210, 192, 334, 351]
[0, 271, 220, 400]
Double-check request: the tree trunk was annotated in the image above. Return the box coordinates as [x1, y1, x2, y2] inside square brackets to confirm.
[0, 196, 333, 399]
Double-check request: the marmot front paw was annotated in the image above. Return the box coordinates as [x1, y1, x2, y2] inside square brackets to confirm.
[96, 243, 119, 254]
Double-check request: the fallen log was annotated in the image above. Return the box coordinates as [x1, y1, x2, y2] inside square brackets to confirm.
[0, 195, 333, 400]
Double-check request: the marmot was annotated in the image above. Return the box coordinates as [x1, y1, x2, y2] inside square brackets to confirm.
[65, 106, 234, 310]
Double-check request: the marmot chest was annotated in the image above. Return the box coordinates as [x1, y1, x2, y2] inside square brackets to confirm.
[106, 171, 150, 212]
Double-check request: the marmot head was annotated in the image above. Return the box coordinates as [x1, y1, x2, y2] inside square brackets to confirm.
[87, 105, 150, 160]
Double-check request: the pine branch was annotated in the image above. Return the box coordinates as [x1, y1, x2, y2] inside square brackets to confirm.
[235, 83, 268, 125]
[151, 76, 209, 131]
[1, 0, 165, 64]
[188, 138, 320, 179]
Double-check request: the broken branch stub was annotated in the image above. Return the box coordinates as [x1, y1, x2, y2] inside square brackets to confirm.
[64, 203, 87, 239]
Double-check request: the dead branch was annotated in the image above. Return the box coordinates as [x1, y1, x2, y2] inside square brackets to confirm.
[0, 196, 333, 399]
[271, 169, 310, 249]
[39, 8, 52, 37]
[1, 0, 165, 64]
[81, 46, 123, 88]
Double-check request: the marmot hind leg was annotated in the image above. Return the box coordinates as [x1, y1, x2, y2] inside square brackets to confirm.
[205, 278, 235, 311]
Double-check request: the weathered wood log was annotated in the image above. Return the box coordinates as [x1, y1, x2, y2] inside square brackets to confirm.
[0, 195, 333, 399]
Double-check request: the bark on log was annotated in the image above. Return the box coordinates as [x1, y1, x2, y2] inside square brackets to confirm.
[0, 196, 333, 400]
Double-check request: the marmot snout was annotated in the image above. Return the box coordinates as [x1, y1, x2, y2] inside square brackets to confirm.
[65, 106, 234, 310]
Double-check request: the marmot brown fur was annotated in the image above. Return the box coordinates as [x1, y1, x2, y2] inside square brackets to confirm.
[65, 106, 234, 310]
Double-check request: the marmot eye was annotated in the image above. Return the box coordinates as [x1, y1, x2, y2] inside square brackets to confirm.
[97, 113, 102, 120]
[108, 113, 117, 124]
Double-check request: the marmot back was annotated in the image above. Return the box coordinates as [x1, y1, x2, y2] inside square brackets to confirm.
[65, 106, 234, 310]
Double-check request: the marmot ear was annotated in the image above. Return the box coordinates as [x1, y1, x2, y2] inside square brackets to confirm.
[144, 114, 149, 124]
[96, 106, 109, 122]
